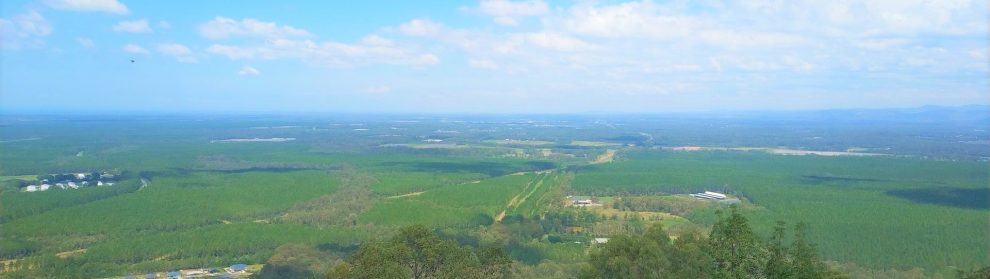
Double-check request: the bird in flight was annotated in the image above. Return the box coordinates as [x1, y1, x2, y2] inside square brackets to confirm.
[130, 59, 135, 63]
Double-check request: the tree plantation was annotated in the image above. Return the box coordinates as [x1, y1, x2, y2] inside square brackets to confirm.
[0, 112, 987, 278]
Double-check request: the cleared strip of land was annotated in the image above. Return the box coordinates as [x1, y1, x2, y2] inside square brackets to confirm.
[668, 146, 886, 156]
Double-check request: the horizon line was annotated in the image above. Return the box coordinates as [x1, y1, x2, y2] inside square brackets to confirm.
[1, 104, 988, 117]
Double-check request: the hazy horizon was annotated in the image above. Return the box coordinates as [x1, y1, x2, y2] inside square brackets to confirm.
[2, 0, 988, 113]
[1, 104, 988, 117]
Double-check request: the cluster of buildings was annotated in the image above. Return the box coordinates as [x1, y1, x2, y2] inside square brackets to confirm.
[22, 172, 116, 193]
[123, 264, 248, 279]
[567, 196, 602, 207]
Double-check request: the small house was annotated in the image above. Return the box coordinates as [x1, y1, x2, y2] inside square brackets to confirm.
[24, 185, 38, 192]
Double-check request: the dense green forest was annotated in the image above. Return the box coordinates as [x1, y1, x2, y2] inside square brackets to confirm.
[0, 114, 987, 278]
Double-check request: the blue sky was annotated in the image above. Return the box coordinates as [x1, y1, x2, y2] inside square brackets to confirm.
[1, 0, 987, 113]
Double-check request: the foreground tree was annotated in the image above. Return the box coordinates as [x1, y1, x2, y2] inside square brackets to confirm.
[765, 221, 792, 279]
[328, 225, 512, 279]
[582, 223, 713, 279]
[707, 207, 769, 278]
[790, 222, 834, 279]
[957, 266, 990, 279]
[256, 243, 331, 279]
[584, 206, 844, 279]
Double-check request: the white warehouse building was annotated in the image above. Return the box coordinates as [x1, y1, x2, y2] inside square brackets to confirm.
[690, 191, 727, 200]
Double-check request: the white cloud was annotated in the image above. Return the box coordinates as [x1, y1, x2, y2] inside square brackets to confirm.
[157, 43, 197, 63]
[238, 65, 260, 76]
[199, 17, 311, 39]
[76, 37, 95, 48]
[469, 58, 499, 69]
[113, 19, 152, 33]
[782, 55, 816, 71]
[523, 32, 599, 52]
[122, 44, 149, 54]
[0, 10, 53, 49]
[361, 35, 393, 46]
[157, 43, 191, 56]
[852, 38, 909, 50]
[365, 85, 392, 94]
[969, 48, 987, 60]
[417, 54, 440, 65]
[157, 21, 172, 30]
[398, 19, 443, 37]
[206, 38, 440, 67]
[698, 30, 807, 48]
[12, 11, 52, 36]
[709, 57, 723, 72]
[558, 2, 696, 39]
[205, 45, 260, 60]
[45, 0, 129, 14]
[472, 0, 549, 26]
[859, 0, 976, 33]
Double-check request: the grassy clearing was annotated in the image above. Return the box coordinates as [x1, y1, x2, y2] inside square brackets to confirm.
[488, 139, 555, 146]
[381, 143, 478, 149]
[570, 141, 622, 147]
[0, 175, 37, 182]
[385, 191, 425, 199]
[670, 146, 887, 157]
[591, 150, 616, 164]
[361, 174, 538, 227]
[507, 172, 570, 218]
[369, 171, 485, 196]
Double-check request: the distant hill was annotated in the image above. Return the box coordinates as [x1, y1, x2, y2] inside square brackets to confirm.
[672, 105, 990, 124]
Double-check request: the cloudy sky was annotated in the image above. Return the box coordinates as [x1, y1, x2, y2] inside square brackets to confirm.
[1, 0, 987, 113]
